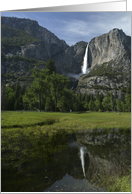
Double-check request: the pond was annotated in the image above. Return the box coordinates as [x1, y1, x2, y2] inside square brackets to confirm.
[1, 129, 131, 192]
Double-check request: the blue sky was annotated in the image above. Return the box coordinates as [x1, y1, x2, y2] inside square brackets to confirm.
[1, 12, 131, 46]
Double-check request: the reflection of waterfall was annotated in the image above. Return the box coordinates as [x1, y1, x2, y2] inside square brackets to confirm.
[82, 44, 90, 74]
[80, 147, 86, 177]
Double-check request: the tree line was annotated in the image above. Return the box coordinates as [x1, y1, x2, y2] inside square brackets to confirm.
[2, 59, 131, 112]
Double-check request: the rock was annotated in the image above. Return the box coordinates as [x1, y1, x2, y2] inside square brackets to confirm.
[1, 17, 87, 75]
[88, 28, 131, 68]
[75, 29, 131, 96]
[1, 17, 131, 97]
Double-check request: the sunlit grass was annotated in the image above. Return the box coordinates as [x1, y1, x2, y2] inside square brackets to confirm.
[1, 111, 131, 131]
[1, 111, 131, 192]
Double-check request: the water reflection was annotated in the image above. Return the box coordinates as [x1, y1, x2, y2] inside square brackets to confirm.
[1, 129, 131, 192]
[44, 174, 106, 192]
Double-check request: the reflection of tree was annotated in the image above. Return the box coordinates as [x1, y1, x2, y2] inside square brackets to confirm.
[1, 130, 130, 192]
[26, 130, 68, 164]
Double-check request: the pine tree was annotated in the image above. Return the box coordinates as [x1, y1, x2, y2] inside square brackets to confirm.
[116, 99, 122, 112]
[1, 81, 6, 110]
[46, 59, 56, 75]
[89, 100, 94, 111]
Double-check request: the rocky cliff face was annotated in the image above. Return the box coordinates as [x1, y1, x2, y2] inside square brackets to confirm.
[1, 16, 68, 52]
[75, 28, 131, 96]
[88, 28, 131, 68]
[53, 41, 87, 74]
[1, 16, 87, 75]
[1, 16, 131, 96]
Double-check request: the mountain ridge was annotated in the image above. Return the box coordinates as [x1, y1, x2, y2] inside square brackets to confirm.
[1, 16, 131, 98]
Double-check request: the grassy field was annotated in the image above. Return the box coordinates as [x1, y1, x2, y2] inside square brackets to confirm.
[1, 111, 131, 192]
[1, 111, 131, 131]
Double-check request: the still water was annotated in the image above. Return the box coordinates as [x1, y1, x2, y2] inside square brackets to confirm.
[1, 129, 131, 192]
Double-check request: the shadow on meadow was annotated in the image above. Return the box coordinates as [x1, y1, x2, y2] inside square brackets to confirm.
[1, 118, 56, 129]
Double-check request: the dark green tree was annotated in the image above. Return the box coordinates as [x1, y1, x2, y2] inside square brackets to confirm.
[14, 82, 21, 101]
[46, 59, 56, 75]
[102, 96, 110, 111]
[126, 94, 131, 112]
[14, 98, 20, 110]
[49, 72, 70, 112]
[5, 87, 15, 110]
[84, 93, 88, 103]
[96, 91, 100, 100]
[99, 93, 104, 103]
[120, 91, 125, 103]
[24, 68, 47, 111]
[116, 99, 122, 112]
[45, 95, 54, 111]
[89, 100, 95, 111]
[109, 92, 116, 111]
[94, 99, 101, 111]
[1, 81, 6, 110]
[126, 84, 131, 94]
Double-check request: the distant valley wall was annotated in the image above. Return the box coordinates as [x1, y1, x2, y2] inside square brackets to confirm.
[1, 17, 131, 97]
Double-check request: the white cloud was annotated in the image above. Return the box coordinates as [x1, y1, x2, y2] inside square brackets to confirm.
[61, 12, 131, 45]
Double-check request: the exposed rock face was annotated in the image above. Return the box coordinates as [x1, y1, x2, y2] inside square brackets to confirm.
[75, 29, 131, 96]
[88, 28, 131, 68]
[1, 16, 87, 75]
[1, 16, 131, 96]
[1, 16, 68, 53]
[53, 41, 87, 74]
[20, 41, 50, 61]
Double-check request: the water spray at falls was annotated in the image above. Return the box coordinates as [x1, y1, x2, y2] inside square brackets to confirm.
[82, 44, 90, 74]
[80, 147, 86, 178]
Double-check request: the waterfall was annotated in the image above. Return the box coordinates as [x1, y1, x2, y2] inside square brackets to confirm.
[82, 44, 89, 74]
[80, 147, 86, 178]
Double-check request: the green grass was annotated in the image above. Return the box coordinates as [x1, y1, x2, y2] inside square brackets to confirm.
[108, 173, 131, 192]
[1, 111, 131, 131]
[1, 111, 58, 128]
[1, 111, 131, 192]
[91, 171, 131, 192]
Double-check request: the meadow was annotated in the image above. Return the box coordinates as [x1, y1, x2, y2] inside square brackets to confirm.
[1, 111, 131, 192]
[1, 111, 131, 130]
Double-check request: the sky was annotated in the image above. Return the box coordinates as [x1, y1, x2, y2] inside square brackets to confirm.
[1, 12, 131, 46]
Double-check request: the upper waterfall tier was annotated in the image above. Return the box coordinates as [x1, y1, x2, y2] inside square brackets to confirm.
[82, 44, 89, 74]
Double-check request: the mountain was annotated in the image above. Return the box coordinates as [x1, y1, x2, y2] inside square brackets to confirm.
[76, 28, 131, 97]
[1, 16, 87, 78]
[1, 16, 131, 97]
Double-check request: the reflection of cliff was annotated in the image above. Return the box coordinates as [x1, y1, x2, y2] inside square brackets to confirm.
[75, 129, 131, 169]
[11, 142, 116, 191]
[2, 130, 130, 192]
[67, 142, 117, 180]
[85, 151, 117, 181]
[43, 141, 116, 192]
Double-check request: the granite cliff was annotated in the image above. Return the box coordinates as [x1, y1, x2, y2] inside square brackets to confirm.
[1, 16, 131, 97]
[1, 16, 87, 76]
[76, 28, 131, 97]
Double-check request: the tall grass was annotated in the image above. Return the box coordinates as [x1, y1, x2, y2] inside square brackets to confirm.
[90, 171, 131, 192]
[108, 173, 131, 192]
